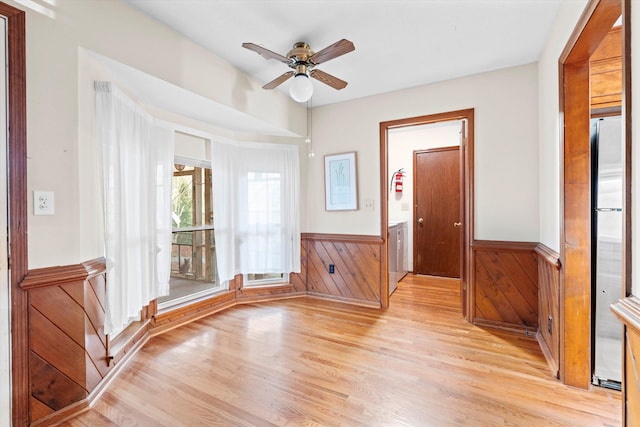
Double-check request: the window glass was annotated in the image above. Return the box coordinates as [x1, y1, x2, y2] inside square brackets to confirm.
[158, 162, 219, 307]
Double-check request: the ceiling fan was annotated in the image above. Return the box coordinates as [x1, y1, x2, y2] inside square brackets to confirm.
[242, 39, 355, 103]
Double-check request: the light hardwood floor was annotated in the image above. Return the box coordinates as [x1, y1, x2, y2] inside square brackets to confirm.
[60, 275, 621, 426]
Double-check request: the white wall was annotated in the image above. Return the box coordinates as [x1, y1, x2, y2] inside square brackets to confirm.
[174, 132, 210, 162]
[307, 63, 540, 243]
[8, 0, 305, 268]
[388, 121, 462, 270]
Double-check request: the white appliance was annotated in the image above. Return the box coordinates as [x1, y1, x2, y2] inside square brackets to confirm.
[389, 221, 408, 295]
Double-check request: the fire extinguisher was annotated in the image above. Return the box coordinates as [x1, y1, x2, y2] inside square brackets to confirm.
[390, 169, 405, 193]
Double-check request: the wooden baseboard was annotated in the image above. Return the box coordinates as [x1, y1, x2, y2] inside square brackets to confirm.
[537, 331, 560, 378]
[473, 318, 538, 339]
[151, 297, 237, 337]
[107, 318, 151, 367]
[235, 292, 307, 305]
[306, 292, 382, 309]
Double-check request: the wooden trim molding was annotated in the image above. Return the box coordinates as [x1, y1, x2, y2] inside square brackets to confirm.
[306, 292, 381, 309]
[21, 264, 88, 289]
[535, 243, 561, 378]
[302, 233, 383, 244]
[472, 240, 538, 252]
[152, 290, 237, 336]
[1, 1, 29, 424]
[611, 296, 640, 426]
[560, 0, 625, 390]
[611, 297, 640, 337]
[535, 243, 561, 270]
[380, 108, 474, 313]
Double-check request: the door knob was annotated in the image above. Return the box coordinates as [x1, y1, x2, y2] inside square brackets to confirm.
[454, 222, 461, 227]
[418, 218, 424, 224]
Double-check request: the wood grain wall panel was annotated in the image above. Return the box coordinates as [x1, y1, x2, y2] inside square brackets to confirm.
[590, 26, 622, 111]
[305, 235, 382, 306]
[23, 259, 111, 422]
[30, 353, 87, 411]
[83, 264, 110, 386]
[625, 327, 640, 426]
[84, 315, 110, 378]
[289, 240, 308, 292]
[611, 297, 640, 427]
[29, 286, 85, 346]
[535, 244, 561, 378]
[30, 306, 88, 388]
[84, 353, 102, 392]
[83, 281, 107, 347]
[472, 241, 538, 333]
[29, 397, 54, 421]
[87, 271, 107, 310]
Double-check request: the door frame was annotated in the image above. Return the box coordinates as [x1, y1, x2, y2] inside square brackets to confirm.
[560, 0, 629, 389]
[379, 108, 474, 314]
[413, 146, 461, 278]
[0, 1, 28, 425]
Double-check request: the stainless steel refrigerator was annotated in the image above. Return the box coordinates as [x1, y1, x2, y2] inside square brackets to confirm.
[591, 115, 623, 389]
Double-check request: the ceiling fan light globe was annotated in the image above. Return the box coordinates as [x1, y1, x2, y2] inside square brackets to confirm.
[289, 74, 313, 103]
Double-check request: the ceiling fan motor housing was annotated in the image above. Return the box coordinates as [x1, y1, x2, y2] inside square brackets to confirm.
[288, 42, 316, 74]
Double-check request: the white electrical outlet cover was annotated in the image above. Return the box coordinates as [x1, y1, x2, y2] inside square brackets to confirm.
[33, 191, 55, 215]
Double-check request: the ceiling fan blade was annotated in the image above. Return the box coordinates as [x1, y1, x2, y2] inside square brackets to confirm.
[242, 42, 291, 64]
[310, 69, 348, 90]
[263, 71, 294, 89]
[309, 39, 355, 65]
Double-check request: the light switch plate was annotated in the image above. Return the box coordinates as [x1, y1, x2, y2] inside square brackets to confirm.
[363, 198, 374, 211]
[34, 191, 55, 215]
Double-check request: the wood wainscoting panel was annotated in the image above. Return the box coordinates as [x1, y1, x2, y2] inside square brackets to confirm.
[22, 259, 110, 423]
[611, 296, 640, 426]
[289, 238, 308, 292]
[305, 234, 382, 307]
[472, 241, 538, 334]
[535, 243, 561, 378]
[626, 327, 640, 426]
[590, 25, 622, 111]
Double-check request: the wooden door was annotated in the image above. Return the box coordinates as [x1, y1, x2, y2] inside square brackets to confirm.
[414, 147, 461, 278]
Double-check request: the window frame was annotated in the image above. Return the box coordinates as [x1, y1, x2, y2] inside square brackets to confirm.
[158, 155, 223, 309]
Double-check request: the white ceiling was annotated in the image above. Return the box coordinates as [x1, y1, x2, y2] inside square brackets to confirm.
[124, 0, 564, 107]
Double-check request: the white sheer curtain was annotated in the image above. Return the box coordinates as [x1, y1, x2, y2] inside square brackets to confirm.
[95, 81, 174, 336]
[213, 140, 300, 283]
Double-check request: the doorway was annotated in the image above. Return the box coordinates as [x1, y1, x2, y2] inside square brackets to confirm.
[560, 0, 628, 389]
[414, 147, 461, 278]
[380, 108, 473, 313]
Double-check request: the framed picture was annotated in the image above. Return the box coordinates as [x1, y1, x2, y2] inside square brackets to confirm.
[324, 151, 358, 211]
